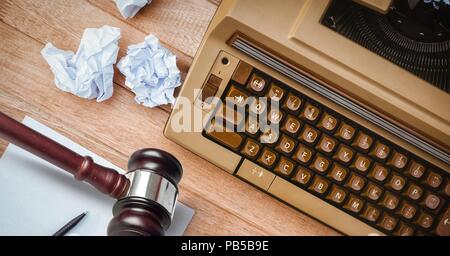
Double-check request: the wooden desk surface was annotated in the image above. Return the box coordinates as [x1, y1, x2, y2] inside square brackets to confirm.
[0, 0, 339, 235]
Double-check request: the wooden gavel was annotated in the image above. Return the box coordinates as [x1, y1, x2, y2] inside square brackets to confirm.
[0, 111, 183, 236]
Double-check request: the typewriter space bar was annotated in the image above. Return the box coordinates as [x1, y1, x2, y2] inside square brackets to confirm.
[236, 160, 275, 191]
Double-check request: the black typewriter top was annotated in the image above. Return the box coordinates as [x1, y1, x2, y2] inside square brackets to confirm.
[388, 0, 450, 43]
[322, 0, 450, 93]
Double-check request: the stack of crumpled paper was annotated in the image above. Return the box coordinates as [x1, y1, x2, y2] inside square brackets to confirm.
[41, 25, 181, 107]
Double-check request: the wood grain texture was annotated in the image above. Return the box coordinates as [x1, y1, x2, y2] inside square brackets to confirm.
[208, 0, 222, 6]
[89, 0, 217, 58]
[0, 0, 339, 235]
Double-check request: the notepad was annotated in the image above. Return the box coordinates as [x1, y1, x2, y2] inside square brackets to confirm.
[0, 116, 194, 236]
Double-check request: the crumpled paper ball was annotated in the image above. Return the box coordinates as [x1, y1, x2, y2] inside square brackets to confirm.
[117, 34, 182, 108]
[115, 0, 151, 19]
[41, 25, 121, 102]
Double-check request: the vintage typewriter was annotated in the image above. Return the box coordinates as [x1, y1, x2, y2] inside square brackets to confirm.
[165, 0, 450, 235]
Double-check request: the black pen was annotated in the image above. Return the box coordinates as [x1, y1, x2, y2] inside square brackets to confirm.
[52, 212, 87, 236]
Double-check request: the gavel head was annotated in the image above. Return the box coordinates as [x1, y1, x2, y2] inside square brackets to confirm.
[107, 148, 182, 236]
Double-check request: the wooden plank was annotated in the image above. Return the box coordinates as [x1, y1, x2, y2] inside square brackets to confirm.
[0, 19, 339, 235]
[89, 0, 217, 58]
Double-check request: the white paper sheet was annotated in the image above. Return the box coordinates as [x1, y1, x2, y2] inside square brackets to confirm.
[0, 116, 194, 236]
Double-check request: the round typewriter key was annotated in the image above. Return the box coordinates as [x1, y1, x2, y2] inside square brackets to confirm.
[309, 176, 330, 195]
[368, 163, 389, 182]
[241, 139, 261, 159]
[247, 73, 267, 94]
[292, 167, 313, 186]
[398, 202, 417, 220]
[310, 154, 331, 174]
[406, 161, 425, 179]
[344, 195, 364, 213]
[267, 83, 285, 102]
[249, 99, 267, 116]
[425, 171, 443, 188]
[377, 213, 398, 231]
[268, 107, 284, 124]
[424, 193, 441, 210]
[276, 135, 297, 155]
[335, 122, 356, 142]
[333, 144, 354, 164]
[299, 125, 320, 145]
[283, 93, 302, 113]
[281, 115, 302, 136]
[352, 132, 373, 151]
[394, 222, 415, 236]
[274, 157, 295, 176]
[362, 183, 383, 201]
[345, 173, 366, 192]
[388, 151, 408, 170]
[351, 154, 371, 173]
[327, 163, 348, 182]
[293, 144, 314, 164]
[326, 185, 347, 204]
[386, 174, 406, 191]
[318, 113, 338, 132]
[361, 204, 381, 222]
[416, 212, 434, 229]
[370, 141, 391, 161]
[260, 126, 280, 145]
[405, 183, 423, 200]
[257, 147, 278, 168]
[245, 118, 260, 137]
[317, 135, 337, 154]
[380, 192, 400, 210]
[300, 103, 320, 123]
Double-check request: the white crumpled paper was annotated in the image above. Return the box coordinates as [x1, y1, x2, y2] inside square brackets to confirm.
[117, 34, 181, 108]
[41, 26, 121, 102]
[115, 0, 151, 19]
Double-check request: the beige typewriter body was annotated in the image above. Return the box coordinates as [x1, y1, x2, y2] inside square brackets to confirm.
[164, 0, 450, 235]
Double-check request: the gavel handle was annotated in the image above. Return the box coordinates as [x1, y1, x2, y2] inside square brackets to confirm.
[0, 111, 129, 199]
